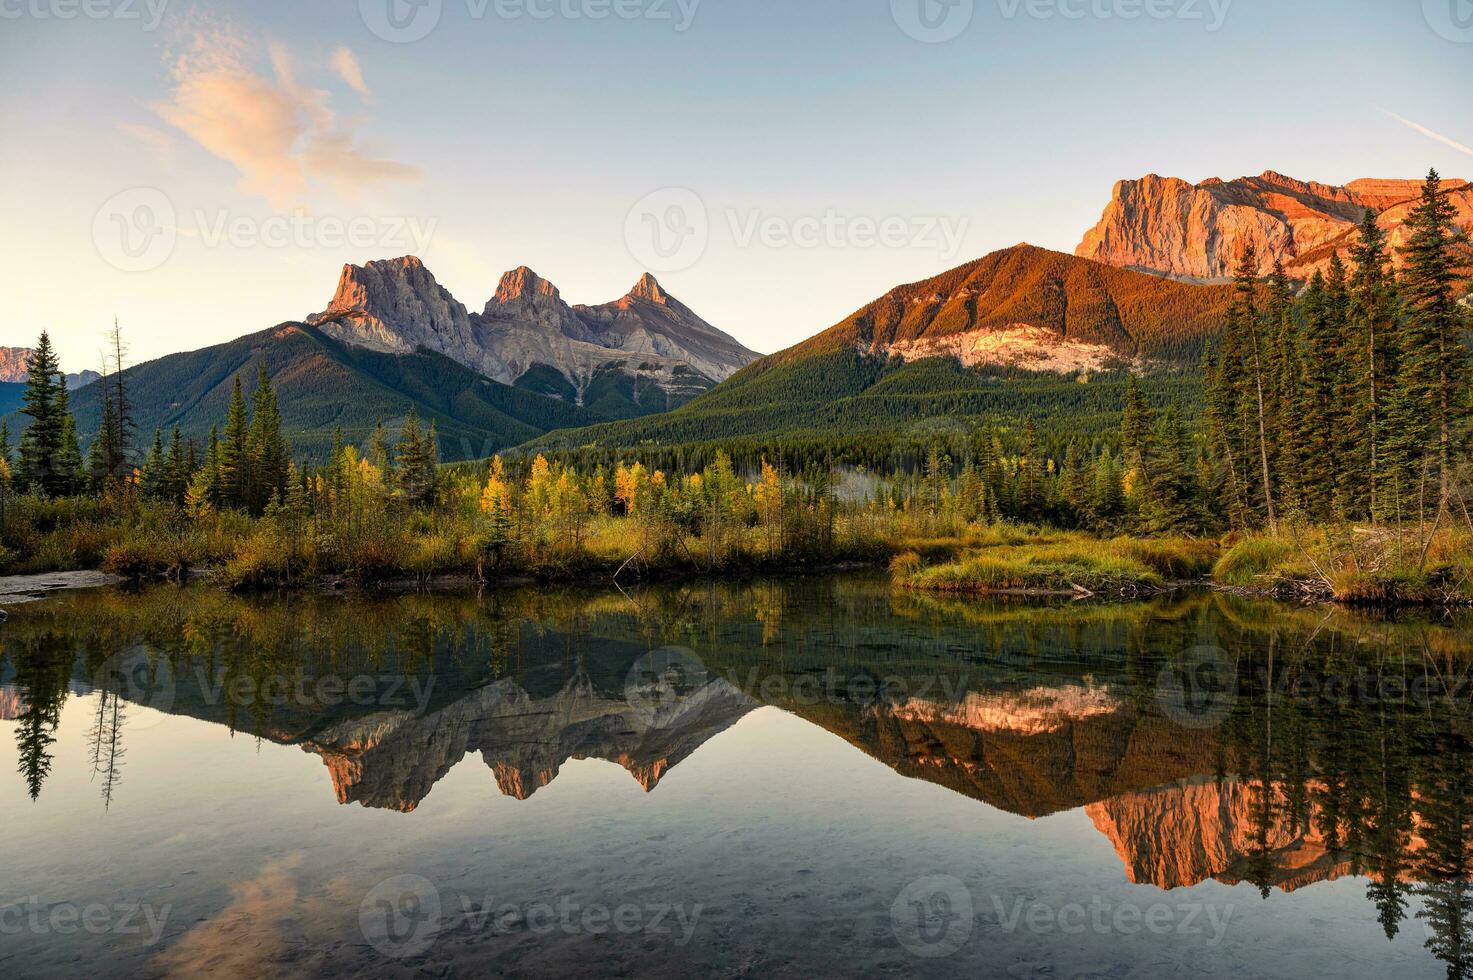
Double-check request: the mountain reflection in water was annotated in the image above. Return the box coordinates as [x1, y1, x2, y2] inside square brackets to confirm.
[2, 575, 1471, 978]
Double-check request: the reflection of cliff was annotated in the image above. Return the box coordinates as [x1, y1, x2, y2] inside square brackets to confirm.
[775, 683, 1218, 818]
[301, 672, 755, 811]
[0, 683, 26, 721]
[1087, 779, 1426, 892]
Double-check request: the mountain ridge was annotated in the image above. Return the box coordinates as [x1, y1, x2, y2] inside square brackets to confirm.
[308, 256, 759, 414]
[1077, 170, 1473, 281]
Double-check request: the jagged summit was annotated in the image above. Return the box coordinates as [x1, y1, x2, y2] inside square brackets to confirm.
[307, 256, 759, 414]
[627, 272, 669, 304]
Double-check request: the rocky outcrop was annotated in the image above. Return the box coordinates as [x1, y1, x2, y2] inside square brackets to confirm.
[0, 346, 102, 389]
[1086, 778, 1426, 892]
[300, 671, 756, 811]
[308, 256, 758, 408]
[308, 256, 480, 357]
[1076, 171, 1473, 281]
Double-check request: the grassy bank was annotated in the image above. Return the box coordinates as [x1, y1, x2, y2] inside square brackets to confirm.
[1213, 527, 1473, 605]
[894, 525, 1473, 606]
[889, 533, 1219, 597]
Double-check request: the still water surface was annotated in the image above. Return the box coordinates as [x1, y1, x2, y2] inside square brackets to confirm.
[1, 575, 1470, 978]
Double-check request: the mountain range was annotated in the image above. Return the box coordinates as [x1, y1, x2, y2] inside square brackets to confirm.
[1077, 170, 1472, 281]
[15, 261, 753, 461]
[308, 256, 758, 415]
[531, 244, 1235, 451]
[13, 168, 1467, 460]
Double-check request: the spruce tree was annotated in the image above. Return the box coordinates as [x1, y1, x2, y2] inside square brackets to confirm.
[1394, 168, 1470, 524]
[163, 427, 188, 504]
[17, 332, 67, 496]
[218, 376, 250, 510]
[246, 362, 289, 513]
[1347, 208, 1399, 522]
[1231, 245, 1277, 531]
[140, 428, 165, 498]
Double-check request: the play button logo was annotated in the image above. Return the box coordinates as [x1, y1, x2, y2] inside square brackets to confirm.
[1425, 0, 1473, 41]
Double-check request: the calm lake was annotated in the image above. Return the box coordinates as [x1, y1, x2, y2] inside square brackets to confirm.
[1, 574, 1470, 978]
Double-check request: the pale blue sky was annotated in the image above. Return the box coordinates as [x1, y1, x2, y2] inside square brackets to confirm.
[1, 0, 1469, 370]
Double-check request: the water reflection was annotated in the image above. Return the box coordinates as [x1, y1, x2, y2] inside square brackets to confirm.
[2, 577, 1472, 976]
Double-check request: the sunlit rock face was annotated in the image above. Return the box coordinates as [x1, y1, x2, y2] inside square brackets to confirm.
[1077, 171, 1473, 282]
[0, 683, 26, 721]
[300, 673, 756, 811]
[308, 256, 758, 408]
[1086, 779, 1426, 892]
[775, 682, 1219, 819]
[0, 345, 101, 388]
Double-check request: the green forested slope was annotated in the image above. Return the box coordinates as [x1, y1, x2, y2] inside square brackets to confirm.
[58, 323, 605, 462]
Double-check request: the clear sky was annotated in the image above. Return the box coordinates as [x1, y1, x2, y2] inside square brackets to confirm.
[1, 0, 1470, 371]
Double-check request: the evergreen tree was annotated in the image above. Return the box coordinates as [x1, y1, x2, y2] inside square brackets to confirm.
[163, 427, 189, 504]
[246, 362, 290, 513]
[1140, 404, 1204, 533]
[1347, 207, 1399, 522]
[16, 332, 69, 496]
[396, 409, 437, 506]
[218, 376, 250, 509]
[1017, 420, 1043, 516]
[1232, 245, 1279, 532]
[139, 428, 166, 498]
[1394, 168, 1470, 524]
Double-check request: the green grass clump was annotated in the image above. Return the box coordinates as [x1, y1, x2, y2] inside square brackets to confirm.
[1212, 537, 1300, 588]
[894, 537, 1172, 595]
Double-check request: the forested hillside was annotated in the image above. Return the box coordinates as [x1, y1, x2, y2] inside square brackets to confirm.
[59, 323, 604, 462]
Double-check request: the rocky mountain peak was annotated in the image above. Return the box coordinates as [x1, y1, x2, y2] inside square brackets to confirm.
[308, 255, 475, 356]
[493, 266, 562, 306]
[627, 272, 669, 305]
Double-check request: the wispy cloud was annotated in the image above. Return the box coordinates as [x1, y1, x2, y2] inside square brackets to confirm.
[151, 22, 418, 207]
[330, 46, 373, 102]
[1381, 110, 1473, 158]
[117, 122, 177, 166]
